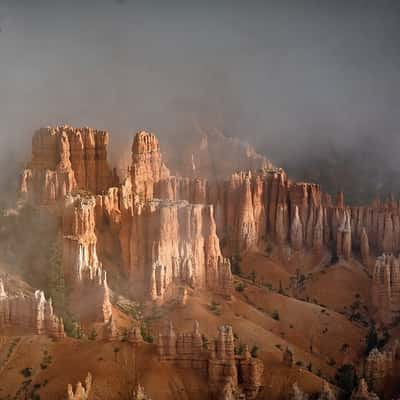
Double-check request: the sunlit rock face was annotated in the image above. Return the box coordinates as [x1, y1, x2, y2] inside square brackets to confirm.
[0, 280, 65, 339]
[67, 373, 92, 400]
[125, 199, 232, 301]
[20, 125, 115, 205]
[130, 130, 170, 202]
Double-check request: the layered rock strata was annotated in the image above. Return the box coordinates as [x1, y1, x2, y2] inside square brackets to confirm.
[21, 126, 115, 205]
[62, 195, 112, 322]
[0, 281, 65, 339]
[157, 321, 263, 400]
[364, 342, 399, 395]
[372, 254, 400, 325]
[125, 199, 232, 301]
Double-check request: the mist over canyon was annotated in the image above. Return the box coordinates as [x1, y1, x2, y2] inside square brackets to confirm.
[1, 0, 400, 203]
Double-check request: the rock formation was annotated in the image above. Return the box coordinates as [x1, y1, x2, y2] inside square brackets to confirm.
[364, 342, 399, 395]
[67, 373, 92, 400]
[124, 199, 232, 301]
[351, 379, 379, 400]
[0, 281, 65, 339]
[288, 383, 309, 400]
[318, 382, 336, 400]
[157, 321, 263, 400]
[360, 228, 370, 267]
[103, 315, 119, 341]
[371, 254, 400, 325]
[131, 130, 170, 202]
[62, 195, 113, 322]
[128, 327, 143, 346]
[337, 210, 352, 260]
[21, 126, 115, 205]
[131, 383, 152, 400]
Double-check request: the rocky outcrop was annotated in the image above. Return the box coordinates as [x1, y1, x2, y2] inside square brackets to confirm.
[351, 379, 379, 400]
[67, 373, 92, 400]
[128, 327, 143, 347]
[364, 342, 399, 395]
[125, 199, 232, 301]
[157, 321, 263, 400]
[371, 254, 400, 325]
[62, 195, 112, 322]
[318, 382, 336, 400]
[21, 126, 115, 205]
[103, 315, 119, 341]
[131, 130, 170, 202]
[132, 383, 152, 400]
[0, 281, 65, 339]
[337, 210, 352, 260]
[360, 228, 370, 267]
[288, 383, 309, 400]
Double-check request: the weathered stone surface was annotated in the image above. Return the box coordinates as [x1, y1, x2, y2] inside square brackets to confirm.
[157, 321, 263, 400]
[372, 254, 400, 325]
[62, 195, 112, 323]
[67, 373, 92, 400]
[20, 126, 115, 205]
[360, 228, 370, 267]
[288, 383, 309, 400]
[125, 199, 232, 301]
[364, 342, 399, 395]
[318, 382, 336, 400]
[132, 383, 152, 400]
[128, 327, 143, 347]
[131, 130, 170, 202]
[0, 281, 65, 339]
[351, 379, 379, 400]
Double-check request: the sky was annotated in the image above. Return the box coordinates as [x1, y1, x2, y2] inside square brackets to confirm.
[1, 0, 400, 192]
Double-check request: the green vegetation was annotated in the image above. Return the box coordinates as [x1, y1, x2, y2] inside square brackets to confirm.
[250, 344, 259, 358]
[271, 310, 280, 321]
[335, 364, 358, 399]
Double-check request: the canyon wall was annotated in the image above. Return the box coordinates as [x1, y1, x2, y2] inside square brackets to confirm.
[0, 280, 65, 339]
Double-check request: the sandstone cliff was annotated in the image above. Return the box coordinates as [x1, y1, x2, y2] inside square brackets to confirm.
[21, 126, 115, 205]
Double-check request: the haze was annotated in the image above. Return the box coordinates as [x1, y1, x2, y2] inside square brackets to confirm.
[1, 0, 400, 199]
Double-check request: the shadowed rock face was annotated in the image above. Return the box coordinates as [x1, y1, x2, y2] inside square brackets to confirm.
[372, 254, 400, 325]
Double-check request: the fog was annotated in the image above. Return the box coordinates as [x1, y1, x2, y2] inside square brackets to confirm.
[1, 0, 400, 202]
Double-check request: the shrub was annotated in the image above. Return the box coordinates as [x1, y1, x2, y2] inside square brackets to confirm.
[250, 345, 259, 358]
[235, 282, 245, 292]
[20, 368, 32, 378]
[88, 328, 98, 341]
[271, 310, 280, 321]
[335, 364, 358, 398]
